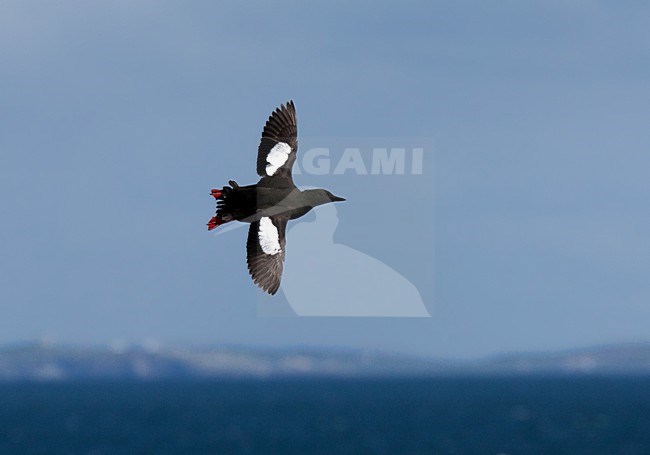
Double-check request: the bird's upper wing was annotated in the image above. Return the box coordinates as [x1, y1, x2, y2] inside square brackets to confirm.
[246, 215, 289, 295]
[256, 101, 298, 180]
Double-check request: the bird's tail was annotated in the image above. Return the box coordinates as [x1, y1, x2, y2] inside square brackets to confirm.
[207, 180, 238, 231]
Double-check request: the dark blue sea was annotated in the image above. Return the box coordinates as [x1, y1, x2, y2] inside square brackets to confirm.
[1, 377, 649, 454]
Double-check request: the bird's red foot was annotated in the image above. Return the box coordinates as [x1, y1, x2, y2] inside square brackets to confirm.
[207, 216, 221, 231]
[210, 189, 222, 199]
[207, 214, 233, 230]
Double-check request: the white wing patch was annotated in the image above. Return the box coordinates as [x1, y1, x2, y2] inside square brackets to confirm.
[265, 142, 291, 176]
[258, 217, 282, 255]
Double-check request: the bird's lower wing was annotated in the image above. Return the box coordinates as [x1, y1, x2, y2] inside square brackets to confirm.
[246, 215, 288, 295]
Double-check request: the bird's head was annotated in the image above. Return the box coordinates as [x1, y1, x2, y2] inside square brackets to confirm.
[303, 189, 346, 206]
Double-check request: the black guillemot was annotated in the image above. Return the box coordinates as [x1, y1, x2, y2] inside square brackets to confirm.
[208, 101, 345, 295]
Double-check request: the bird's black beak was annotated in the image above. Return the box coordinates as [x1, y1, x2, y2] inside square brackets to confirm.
[332, 195, 346, 202]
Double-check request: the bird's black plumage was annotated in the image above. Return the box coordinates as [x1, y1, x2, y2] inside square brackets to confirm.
[208, 101, 345, 295]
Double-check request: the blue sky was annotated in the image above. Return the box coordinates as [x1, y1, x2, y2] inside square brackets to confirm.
[1, 1, 650, 358]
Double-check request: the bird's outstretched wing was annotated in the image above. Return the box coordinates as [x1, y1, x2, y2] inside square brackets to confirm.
[256, 101, 298, 180]
[246, 215, 289, 295]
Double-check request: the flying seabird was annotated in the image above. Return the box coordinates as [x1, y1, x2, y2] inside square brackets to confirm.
[207, 101, 345, 295]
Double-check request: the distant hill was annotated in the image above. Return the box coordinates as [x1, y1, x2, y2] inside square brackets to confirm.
[474, 343, 650, 375]
[1, 342, 649, 381]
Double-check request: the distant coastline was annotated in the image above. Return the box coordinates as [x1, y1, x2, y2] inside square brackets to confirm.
[1, 342, 650, 381]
